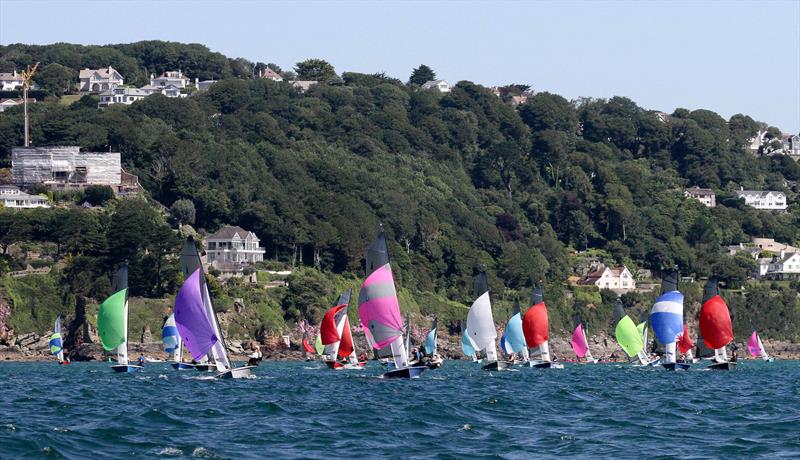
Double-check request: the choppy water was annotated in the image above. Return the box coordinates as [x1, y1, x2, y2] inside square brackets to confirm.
[1, 360, 799, 459]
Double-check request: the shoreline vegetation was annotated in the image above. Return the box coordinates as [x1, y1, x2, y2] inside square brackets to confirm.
[1, 40, 799, 354]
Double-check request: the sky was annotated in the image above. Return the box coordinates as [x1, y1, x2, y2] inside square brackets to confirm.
[1, 0, 799, 131]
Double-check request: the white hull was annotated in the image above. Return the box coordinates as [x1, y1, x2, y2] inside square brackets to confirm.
[216, 366, 256, 379]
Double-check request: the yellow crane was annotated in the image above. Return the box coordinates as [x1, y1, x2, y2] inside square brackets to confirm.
[20, 62, 39, 147]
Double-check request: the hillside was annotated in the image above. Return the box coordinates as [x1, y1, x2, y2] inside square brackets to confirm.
[0, 41, 799, 346]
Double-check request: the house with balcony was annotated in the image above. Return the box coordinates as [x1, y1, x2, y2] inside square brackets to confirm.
[151, 70, 190, 89]
[733, 189, 787, 211]
[763, 251, 800, 280]
[97, 87, 149, 107]
[684, 186, 716, 207]
[577, 263, 636, 292]
[205, 226, 266, 274]
[0, 185, 50, 209]
[79, 67, 124, 93]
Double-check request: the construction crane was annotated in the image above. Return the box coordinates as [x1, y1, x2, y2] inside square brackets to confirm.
[21, 62, 39, 147]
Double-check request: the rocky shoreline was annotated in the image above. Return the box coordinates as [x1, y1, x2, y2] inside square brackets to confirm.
[2, 331, 799, 363]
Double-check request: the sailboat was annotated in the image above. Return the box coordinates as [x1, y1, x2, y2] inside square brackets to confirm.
[174, 238, 255, 379]
[677, 324, 697, 363]
[98, 262, 141, 373]
[50, 315, 68, 365]
[502, 301, 529, 365]
[652, 270, 689, 371]
[748, 330, 774, 362]
[163, 314, 194, 370]
[423, 318, 443, 369]
[570, 319, 598, 364]
[461, 324, 479, 362]
[698, 278, 736, 371]
[301, 332, 315, 361]
[523, 285, 563, 369]
[358, 226, 426, 379]
[613, 301, 652, 365]
[467, 268, 504, 371]
[321, 289, 364, 370]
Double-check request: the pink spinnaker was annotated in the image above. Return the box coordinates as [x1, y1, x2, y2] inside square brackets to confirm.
[571, 323, 589, 358]
[747, 331, 761, 358]
[358, 263, 403, 349]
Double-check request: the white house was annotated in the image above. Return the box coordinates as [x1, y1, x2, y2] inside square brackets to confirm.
[151, 70, 190, 89]
[195, 78, 217, 91]
[291, 80, 318, 92]
[782, 133, 800, 156]
[0, 98, 24, 112]
[684, 186, 716, 207]
[0, 186, 50, 209]
[421, 79, 452, 93]
[258, 68, 283, 82]
[764, 251, 800, 280]
[0, 71, 24, 91]
[748, 129, 768, 153]
[97, 87, 149, 107]
[79, 67, 124, 93]
[578, 264, 636, 292]
[139, 84, 184, 98]
[733, 189, 787, 211]
[205, 226, 266, 271]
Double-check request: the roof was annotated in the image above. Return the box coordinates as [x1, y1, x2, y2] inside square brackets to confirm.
[260, 68, 282, 79]
[207, 225, 255, 240]
[734, 190, 785, 198]
[781, 252, 799, 263]
[79, 67, 121, 79]
[156, 71, 188, 80]
[0, 73, 23, 81]
[0, 98, 23, 104]
[684, 186, 715, 196]
[99, 87, 149, 97]
[421, 79, 450, 89]
[578, 264, 630, 285]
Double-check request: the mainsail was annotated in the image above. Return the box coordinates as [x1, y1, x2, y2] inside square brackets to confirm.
[651, 270, 684, 364]
[424, 318, 438, 356]
[522, 285, 550, 362]
[613, 301, 645, 360]
[358, 227, 409, 370]
[162, 313, 182, 363]
[98, 264, 130, 365]
[320, 301, 348, 359]
[699, 278, 734, 362]
[50, 315, 64, 362]
[466, 270, 498, 363]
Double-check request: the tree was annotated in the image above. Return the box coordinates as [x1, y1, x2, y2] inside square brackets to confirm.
[170, 199, 196, 225]
[294, 59, 337, 81]
[408, 64, 436, 86]
[83, 185, 114, 206]
[35, 63, 77, 96]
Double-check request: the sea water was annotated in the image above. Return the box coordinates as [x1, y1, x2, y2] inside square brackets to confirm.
[1, 360, 798, 458]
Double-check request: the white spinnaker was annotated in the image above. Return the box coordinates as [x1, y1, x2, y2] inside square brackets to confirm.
[467, 292, 498, 362]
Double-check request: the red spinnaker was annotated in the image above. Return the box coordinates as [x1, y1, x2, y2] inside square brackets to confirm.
[699, 295, 733, 350]
[302, 337, 315, 353]
[321, 304, 346, 345]
[523, 302, 549, 348]
[677, 323, 694, 354]
[338, 317, 354, 359]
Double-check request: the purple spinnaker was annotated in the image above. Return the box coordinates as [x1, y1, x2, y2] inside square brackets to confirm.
[571, 324, 589, 358]
[174, 269, 218, 361]
[747, 331, 761, 358]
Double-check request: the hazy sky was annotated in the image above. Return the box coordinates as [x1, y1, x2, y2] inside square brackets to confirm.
[2, 0, 798, 131]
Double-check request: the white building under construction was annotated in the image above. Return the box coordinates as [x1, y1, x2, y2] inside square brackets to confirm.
[11, 146, 139, 193]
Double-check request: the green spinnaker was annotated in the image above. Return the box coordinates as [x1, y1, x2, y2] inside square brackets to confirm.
[98, 289, 128, 351]
[315, 333, 324, 355]
[615, 315, 644, 357]
[636, 321, 646, 338]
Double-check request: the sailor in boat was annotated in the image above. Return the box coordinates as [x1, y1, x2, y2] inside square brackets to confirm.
[137, 353, 145, 367]
[247, 344, 263, 367]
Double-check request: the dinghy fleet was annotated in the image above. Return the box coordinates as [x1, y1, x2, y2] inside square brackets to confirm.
[50, 226, 776, 377]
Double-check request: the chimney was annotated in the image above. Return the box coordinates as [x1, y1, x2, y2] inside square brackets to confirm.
[780, 250, 785, 259]
[195, 77, 199, 88]
[108, 66, 112, 73]
[150, 73, 154, 86]
[13, 70, 17, 77]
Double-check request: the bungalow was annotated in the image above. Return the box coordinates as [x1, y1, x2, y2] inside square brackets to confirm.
[578, 264, 636, 292]
[0, 185, 50, 209]
[684, 186, 716, 207]
[205, 226, 266, 276]
[733, 189, 787, 211]
[0, 70, 24, 91]
[79, 67, 124, 93]
[0, 98, 24, 112]
[258, 68, 283, 82]
[421, 80, 452, 93]
[151, 70, 190, 89]
[97, 87, 148, 107]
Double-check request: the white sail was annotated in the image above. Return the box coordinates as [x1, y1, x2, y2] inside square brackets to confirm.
[664, 342, 677, 364]
[538, 341, 551, 362]
[466, 292, 498, 362]
[714, 347, 728, 363]
[583, 328, 595, 361]
[201, 281, 231, 372]
[389, 335, 409, 370]
[116, 299, 129, 365]
[757, 335, 771, 361]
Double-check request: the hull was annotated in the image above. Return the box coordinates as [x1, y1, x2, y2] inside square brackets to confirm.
[481, 360, 508, 371]
[172, 362, 196, 370]
[111, 364, 143, 373]
[216, 366, 256, 379]
[527, 361, 564, 369]
[194, 363, 216, 372]
[382, 366, 427, 379]
[662, 362, 691, 371]
[327, 360, 367, 370]
[58, 361, 70, 365]
[708, 361, 737, 371]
